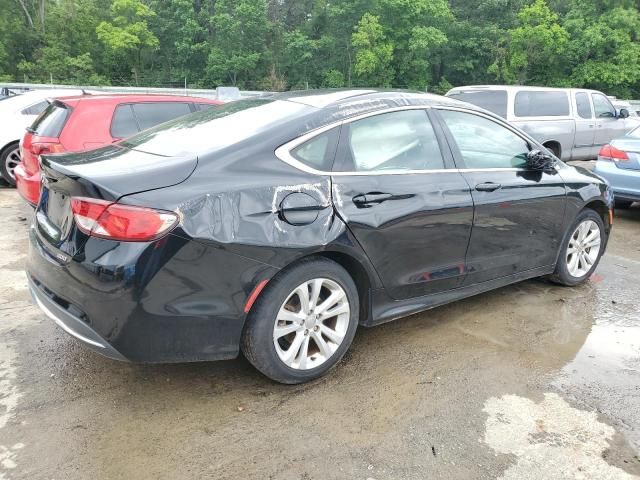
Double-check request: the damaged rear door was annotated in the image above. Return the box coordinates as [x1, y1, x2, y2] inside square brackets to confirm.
[331, 109, 474, 300]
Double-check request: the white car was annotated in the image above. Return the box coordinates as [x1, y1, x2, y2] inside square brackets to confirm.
[0, 89, 84, 185]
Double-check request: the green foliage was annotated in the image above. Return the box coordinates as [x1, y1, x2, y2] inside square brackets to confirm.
[1, 0, 640, 97]
[491, 0, 569, 85]
[352, 13, 395, 87]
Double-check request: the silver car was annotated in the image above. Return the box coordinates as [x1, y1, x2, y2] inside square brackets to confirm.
[594, 126, 640, 208]
[446, 85, 635, 161]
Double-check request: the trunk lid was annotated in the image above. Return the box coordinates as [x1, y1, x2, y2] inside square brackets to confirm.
[36, 144, 196, 253]
[610, 139, 640, 171]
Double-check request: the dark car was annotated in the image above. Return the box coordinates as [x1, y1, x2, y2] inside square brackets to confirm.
[27, 90, 613, 384]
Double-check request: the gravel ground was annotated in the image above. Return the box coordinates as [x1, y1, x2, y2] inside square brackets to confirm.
[1, 184, 639, 480]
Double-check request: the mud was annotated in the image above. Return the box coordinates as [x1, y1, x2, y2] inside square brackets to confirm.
[1, 184, 639, 480]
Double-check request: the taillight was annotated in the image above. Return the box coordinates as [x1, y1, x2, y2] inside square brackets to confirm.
[598, 144, 629, 162]
[70, 197, 179, 242]
[31, 142, 64, 155]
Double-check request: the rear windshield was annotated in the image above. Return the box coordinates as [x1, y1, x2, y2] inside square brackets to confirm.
[29, 102, 70, 137]
[447, 90, 508, 118]
[120, 98, 310, 157]
[514, 91, 570, 117]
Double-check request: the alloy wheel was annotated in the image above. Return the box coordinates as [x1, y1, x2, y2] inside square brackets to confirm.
[566, 220, 601, 278]
[273, 278, 350, 370]
[4, 147, 21, 180]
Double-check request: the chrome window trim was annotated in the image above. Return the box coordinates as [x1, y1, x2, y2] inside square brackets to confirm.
[274, 104, 537, 176]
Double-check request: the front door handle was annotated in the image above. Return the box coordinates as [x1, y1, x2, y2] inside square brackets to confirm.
[352, 192, 394, 207]
[475, 182, 501, 192]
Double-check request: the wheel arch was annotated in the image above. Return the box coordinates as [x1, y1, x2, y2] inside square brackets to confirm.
[583, 198, 611, 233]
[259, 250, 377, 326]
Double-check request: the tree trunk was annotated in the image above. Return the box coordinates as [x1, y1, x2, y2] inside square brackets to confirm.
[14, 0, 34, 29]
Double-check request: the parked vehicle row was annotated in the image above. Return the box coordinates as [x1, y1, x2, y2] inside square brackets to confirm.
[445, 85, 637, 161]
[15, 93, 221, 205]
[1, 89, 86, 184]
[25, 90, 613, 383]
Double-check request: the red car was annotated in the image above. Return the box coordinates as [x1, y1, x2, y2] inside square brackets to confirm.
[15, 94, 221, 205]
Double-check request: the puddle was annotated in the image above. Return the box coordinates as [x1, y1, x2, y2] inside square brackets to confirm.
[554, 259, 640, 453]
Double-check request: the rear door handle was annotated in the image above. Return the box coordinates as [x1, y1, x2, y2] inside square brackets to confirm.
[475, 182, 501, 192]
[352, 192, 394, 207]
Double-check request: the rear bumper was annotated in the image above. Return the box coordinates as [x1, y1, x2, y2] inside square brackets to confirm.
[14, 164, 40, 206]
[28, 276, 127, 361]
[27, 224, 277, 363]
[594, 161, 640, 201]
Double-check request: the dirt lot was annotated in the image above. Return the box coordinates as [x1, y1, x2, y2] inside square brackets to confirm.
[1, 184, 639, 480]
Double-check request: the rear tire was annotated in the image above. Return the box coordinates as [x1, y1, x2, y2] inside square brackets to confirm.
[241, 257, 359, 384]
[614, 199, 633, 209]
[0, 142, 20, 186]
[549, 209, 605, 286]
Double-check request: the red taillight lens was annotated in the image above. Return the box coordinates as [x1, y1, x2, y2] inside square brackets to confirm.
[70, 197, 179, 242]
[31, 142, 64, 155]
[598, 144, 629, 161]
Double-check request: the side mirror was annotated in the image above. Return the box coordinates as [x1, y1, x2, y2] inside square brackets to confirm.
[527, 149, 556, 170]
[618, 108, 630, 119]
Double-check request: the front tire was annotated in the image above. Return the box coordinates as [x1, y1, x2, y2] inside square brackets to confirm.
[614, 199, 633, 209]
[0, 142, 20, 186]
[241, 257, 359, 384]
[550, 209, 605, 286]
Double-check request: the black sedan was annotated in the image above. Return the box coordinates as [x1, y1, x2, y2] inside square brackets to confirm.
[27, 90, 613, 383]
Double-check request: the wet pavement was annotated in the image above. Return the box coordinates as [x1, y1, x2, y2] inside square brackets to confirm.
[0, 184, 639, 480]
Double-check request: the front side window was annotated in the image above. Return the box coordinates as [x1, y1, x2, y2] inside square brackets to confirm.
[132, 102, 193, 131]
[592, 94, 616, 118]
[335, 110, 444, 172]
[514, 91, 570, 117]
[439, 109, 530, 169]
[575, 92, 593, 119]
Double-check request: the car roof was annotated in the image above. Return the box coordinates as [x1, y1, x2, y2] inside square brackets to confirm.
[0, 89, 85, 110]
[54, 93, 221, 105]
[447, 85, 603, 94]
[263, 89, 468, 122]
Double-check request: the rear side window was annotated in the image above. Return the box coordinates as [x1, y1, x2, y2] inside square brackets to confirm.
[447, 90, 508, 118]
[291, 127, 339, 171]
[197, 103, 216, 111]
[30, 102, 70, 137]
[21, 100, 49, 116]
[575, 93, 592, 119]
[335, 110, 444, 172]
[111, 104, 139, 139]
[514, 91, 570, 117]
[132, 102, 192, 131]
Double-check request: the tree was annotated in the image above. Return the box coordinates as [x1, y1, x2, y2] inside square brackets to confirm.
[96, 0, 159, 84]
[206, 0, 268, 87]
[352, 13, 394, 87]
[490, 0, 569, 85]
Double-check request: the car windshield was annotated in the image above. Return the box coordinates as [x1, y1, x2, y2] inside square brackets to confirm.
[121, 98, 311, 157]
